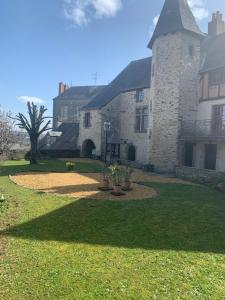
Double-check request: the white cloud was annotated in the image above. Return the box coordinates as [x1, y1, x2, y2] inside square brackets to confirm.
[188, 0, 209, 21]
[149, 14, 159, 38]
[153, 14, 159, 26]
[18, 96, 45, 105]
[63, 0, 122, 26]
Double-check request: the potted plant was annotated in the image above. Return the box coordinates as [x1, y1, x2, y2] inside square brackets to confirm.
[109, 164, 124, 195]
[122, 166, 133, 191]
[66, 161, 75, 171]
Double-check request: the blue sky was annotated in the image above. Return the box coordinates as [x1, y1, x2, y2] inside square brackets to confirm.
[1, 0, 225, 116]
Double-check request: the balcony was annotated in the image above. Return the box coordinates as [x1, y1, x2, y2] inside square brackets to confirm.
[180, 119, 225, 141]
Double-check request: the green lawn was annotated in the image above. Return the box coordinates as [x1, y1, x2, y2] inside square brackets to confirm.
[0, 160, 225, 299]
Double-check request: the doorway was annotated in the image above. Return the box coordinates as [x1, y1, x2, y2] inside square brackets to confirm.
[184, 143, 195, 167]
[204, 144, 217, 170]
[128, 145, 136, 161]
[82, 139, 96, 157]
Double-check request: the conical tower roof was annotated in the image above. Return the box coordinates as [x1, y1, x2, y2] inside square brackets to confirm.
[148, 0, 205, 49]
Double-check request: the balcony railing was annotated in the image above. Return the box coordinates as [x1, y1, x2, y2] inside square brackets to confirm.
[180, 119, 225, 139]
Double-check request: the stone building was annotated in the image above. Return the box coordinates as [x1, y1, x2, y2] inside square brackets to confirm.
[49, 0, 225, 174]
[42, 83, 105, 154]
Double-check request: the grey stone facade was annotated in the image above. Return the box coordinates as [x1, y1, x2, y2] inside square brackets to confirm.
[78, 88, 150, 165]
[150, 32, 201, 172]
[53, 99, 89, 129]
[52, 0, 225, 175]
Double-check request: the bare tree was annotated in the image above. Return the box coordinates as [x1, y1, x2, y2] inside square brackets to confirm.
[0, 107, 15, 160]
[12, 102, 51, 164]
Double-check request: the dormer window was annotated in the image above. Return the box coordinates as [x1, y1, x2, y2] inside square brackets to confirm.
[136, 89, 144, 102]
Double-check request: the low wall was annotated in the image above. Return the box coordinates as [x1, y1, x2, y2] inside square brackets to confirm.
[176, 166, 225, 185]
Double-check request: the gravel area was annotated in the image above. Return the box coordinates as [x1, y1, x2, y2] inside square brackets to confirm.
[10, 172, 158, 201]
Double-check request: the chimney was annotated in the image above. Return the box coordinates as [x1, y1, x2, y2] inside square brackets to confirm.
[208, 11, 225, 36]
[58, 82, 69, 95]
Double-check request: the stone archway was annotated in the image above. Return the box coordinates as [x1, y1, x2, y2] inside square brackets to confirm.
[127, 145, 136, 161]
[82, 139, 96, 157]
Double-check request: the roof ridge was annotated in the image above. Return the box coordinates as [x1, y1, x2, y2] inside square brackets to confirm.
[84, 57, 152, 110]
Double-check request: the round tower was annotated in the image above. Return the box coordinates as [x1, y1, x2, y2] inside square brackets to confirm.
[148, 0, 205, 172]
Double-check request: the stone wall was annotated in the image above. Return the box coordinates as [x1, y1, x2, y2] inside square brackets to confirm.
[150, 32, 201, 172]
[53, 99, 89, 129]
[176, 166, 225, 185]
[78, 88, 151, 165]
[102, 89, 151, 165]
[78, 110, 103, 156]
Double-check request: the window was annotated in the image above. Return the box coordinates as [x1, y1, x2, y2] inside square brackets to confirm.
[128, 145, 136, 161]
[136, 89, 144, 102]
[222, 69, 225, 84]
[212, 105, 225, 134]
[209, 71, 221, 86]
[142, 107, 149, 131]
[204, 144, 217, 170]
[135, 107, 148, 132]
[188, 45, 194, 57]
[209, 68, 225, 86]
[60, 106, 68, 121]
[76, 107, 80, 120]
[184, 143, 195, 167]
[84, 112, 91, 128]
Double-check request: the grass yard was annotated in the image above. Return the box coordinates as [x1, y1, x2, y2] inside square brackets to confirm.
[0, 160, 225, 299]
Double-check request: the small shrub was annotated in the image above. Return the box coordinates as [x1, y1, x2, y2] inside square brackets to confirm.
[0, 194, 5, 203]
[109, 165, 123, 186]
[66, 162, 75, 171]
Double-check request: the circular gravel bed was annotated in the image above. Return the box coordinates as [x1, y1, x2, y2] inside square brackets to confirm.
[10, 172, 158, 201]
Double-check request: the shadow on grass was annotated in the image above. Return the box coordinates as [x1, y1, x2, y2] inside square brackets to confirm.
[2, 182, 225, 254]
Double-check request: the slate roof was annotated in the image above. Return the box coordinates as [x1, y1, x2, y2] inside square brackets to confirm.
[84, 57, 152, 110]
[49, 123, 79, 151]
[200, 32, 225, 73]
[53, 86, 105, 101]
[148, 0, 204, 49]
[39, 123, 79, 151]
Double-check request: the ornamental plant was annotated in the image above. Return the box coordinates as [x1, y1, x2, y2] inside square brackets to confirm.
[109, 165, 123, 187]
[66, 162, 75, 171]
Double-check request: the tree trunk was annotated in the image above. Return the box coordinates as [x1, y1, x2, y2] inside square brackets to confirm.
[30, 137, 38, 164]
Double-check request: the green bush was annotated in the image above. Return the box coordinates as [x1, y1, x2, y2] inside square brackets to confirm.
[66, 162, 75, 171]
